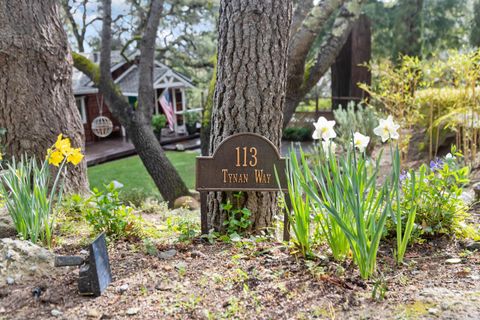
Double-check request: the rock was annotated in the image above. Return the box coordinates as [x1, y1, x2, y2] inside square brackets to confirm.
[155, 281, 173, 291]
[465, 240, 480, 251]
[6, 277, 14, 285]
[428, 308, 439, 315]
[87, 309, 101, 318]
[158, 249, 177, 260]
[188, 190, 201, 202]
[173, 196, 200, 210]
[473, 183, 480, 200]
[0, 209, 16, 238]
[461, 188, 476, 204]
[126, 308, 139, 316]
[51, 309, 63, 317]
[0, 238, 56, 285]
[117, 284, 129, 293]
[445, 258, 462, 264]
[190, 250, 206, 259]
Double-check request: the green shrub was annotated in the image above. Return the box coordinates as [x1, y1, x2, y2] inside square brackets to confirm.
[119, 188, 155, 207]
[151, 114, 167, 134]
[85, 181, 143, 239]
[360, 50, 480, 163]
[184, 111, 200, 126]
[415, 87, 479, 158]
[333, 102, 380, 155]
[282, 127, 313, 141]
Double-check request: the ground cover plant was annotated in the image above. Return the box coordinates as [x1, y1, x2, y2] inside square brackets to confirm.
[398, 148, 475, 240]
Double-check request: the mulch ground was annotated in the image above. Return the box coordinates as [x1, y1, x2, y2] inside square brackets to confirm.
[1, 235, 479, 320]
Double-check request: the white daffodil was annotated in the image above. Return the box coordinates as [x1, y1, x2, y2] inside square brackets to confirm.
[312, 116, 337, 141]
[445, 153, 454, 160]
[353, 132, 370, 153]
[321, 140, 337, 158]
[373, 115, 400, 142]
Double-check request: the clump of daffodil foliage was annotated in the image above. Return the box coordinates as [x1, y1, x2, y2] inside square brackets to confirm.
[281, 112, 476, 279]
[0, 134, 84, 247]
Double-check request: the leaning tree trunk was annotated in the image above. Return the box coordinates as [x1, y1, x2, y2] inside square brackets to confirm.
[127, 122, 192, 204]
[0, 0, 88, 193]
[72, 0, 190, 206]
[208, 0, 292, 233]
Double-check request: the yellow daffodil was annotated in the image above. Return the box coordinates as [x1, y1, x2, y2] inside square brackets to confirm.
[0, 152, 2, 161]
[67, 148, 84, 166]
[48, 150, 64, 167]
[54, 134, 72, 156]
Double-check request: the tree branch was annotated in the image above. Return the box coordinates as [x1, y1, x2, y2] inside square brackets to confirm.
[287, 0, 345, 104]
[62, 0, 85, 52]
[290, 0, 314, 36]
[302, 0, 366, 94]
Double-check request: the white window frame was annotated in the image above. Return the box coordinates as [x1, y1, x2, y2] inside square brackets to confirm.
[75, 96, 87, 124]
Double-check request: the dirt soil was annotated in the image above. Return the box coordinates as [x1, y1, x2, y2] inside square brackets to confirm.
[1, 234, 479, 320]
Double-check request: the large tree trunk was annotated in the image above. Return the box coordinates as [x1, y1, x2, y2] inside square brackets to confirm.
[0, 0, 88, 193]
[208, 0, 292, 233]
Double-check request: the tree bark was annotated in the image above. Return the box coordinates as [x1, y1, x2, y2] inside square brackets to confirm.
[0, 0, 89, 193]
[200, 55, 217, 156]
[73, 0, 190, 206]
[208, 0, 292, 233]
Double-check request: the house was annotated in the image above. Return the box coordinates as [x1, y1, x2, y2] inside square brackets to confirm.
[72, 51, 196, 143]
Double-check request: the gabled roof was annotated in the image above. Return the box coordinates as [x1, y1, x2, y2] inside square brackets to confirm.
[72, 51, 194, 96]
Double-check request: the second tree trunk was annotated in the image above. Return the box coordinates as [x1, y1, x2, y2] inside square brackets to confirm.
[208, 0, 292, 233]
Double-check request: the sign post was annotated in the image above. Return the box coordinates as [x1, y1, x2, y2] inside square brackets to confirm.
[196, 133, 290, 240]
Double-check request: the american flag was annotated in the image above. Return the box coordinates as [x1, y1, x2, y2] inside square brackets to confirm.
[159, 90, 175, 131]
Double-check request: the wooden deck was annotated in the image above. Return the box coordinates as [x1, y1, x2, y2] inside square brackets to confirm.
[86, 133, 200, 166]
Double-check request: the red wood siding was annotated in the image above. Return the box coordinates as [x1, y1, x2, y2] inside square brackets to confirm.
[80, 85, 185, 143]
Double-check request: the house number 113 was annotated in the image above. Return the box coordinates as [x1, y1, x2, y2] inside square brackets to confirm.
[235, 147, 258, 167]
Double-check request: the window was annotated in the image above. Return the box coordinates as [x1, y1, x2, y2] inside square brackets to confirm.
[75, 97, 87, 124]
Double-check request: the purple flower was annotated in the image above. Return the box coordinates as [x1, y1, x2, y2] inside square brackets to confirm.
[430, 158, 443, 171]
[399, 170, 410, 182]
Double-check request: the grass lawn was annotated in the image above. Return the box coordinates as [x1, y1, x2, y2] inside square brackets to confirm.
[88, 151, 197, 198]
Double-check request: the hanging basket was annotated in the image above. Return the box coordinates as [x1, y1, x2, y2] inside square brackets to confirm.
[91, 116, 113, 138]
